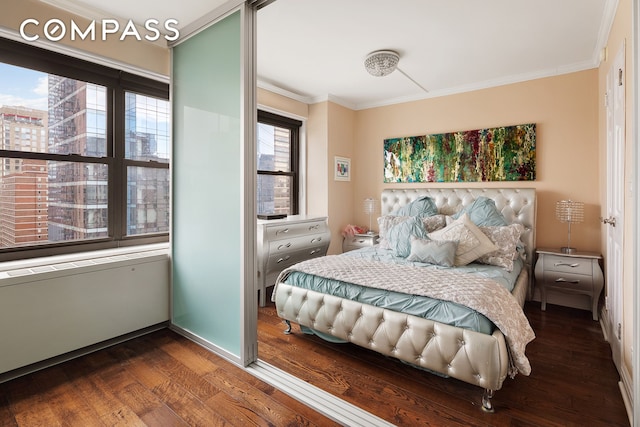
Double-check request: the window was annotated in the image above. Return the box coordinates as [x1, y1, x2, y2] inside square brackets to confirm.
[257, 110, 301, 215]
[0, 38, 169, 260]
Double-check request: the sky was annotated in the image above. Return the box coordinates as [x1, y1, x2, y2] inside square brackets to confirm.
[0, 63, 48, 111]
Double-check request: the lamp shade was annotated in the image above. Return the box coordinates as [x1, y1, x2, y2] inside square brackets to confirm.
[363, 198, 377, 233]
[363, 198, 377, 214]
[555, 200, 584, 223]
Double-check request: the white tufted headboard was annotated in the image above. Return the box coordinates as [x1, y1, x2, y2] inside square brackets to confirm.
[381, 188, 537, 274]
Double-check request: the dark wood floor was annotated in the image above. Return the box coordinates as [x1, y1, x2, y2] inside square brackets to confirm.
[257, 300, 629, 426]
[0, 300, 630, 426]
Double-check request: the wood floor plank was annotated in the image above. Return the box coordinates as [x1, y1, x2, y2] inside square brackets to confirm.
[0, 394, 17, 427]
[74, 379, 147, 427]
[3, 374, 63, 427]
[161, 332, 339, 425]
[205, 365, 337, 427]
[117, 346, 231, 426]
[44, 377, 105, 427]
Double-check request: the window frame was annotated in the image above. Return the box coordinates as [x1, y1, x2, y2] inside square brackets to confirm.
[257, 109, 301, 215]
[0, 37, 169, 261]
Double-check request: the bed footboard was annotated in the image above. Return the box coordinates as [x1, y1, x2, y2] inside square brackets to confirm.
[274, 283, 510, 392]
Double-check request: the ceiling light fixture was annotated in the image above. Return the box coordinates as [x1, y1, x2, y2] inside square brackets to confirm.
[364, 49, 429, 93]
[364, 50, 399, 77]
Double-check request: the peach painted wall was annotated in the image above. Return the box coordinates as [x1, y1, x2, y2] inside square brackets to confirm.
[257, 88, 308, 119]
[305, 102, 330, 219]
[352, 70, 600, 254]
[326, 102, 356, 254]
[2, 0, 169, 76]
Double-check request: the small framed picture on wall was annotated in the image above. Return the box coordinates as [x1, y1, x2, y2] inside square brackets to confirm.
[334, 156, 351, 181]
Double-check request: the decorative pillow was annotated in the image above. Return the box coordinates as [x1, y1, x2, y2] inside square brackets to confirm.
[476, 223, 525, 271]
[386, 216, 429, 258]
[393, 196, 438, 218]
[427, 213, 498, 266]
[453, 196, 508, 226]
[377, 215, 411, 249]
[422, 214, 447, 233]
[407, 237, 458, 267]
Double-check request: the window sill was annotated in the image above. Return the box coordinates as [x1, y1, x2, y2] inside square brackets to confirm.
[0, 243, 170, 281]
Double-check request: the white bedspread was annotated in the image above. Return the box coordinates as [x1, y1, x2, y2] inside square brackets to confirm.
[276, 255, 535, 377]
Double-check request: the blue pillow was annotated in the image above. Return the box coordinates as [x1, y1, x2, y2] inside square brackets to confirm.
[393, 196, 438, 218]
[386, 216, 428, 257]
[453, 196, 508, 226]
[406, 237, 458, 267]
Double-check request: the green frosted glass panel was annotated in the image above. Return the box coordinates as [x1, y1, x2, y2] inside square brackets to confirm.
[172, 11, 242, 356]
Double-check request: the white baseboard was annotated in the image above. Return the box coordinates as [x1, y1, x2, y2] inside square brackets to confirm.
[619, 364, 633, 426]
[600, 307, 633, 425]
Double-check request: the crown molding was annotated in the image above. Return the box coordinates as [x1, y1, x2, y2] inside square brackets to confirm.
[593, 0, 620, 66]
[352, 59, 599, 110]
[0, 25, 169, 83]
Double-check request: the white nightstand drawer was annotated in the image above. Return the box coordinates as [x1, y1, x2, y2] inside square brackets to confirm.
[344, 235, 375, 246]
[543, 271, 593, 292]
[543, 254, 593, 276]
[342, 233, 379, 253]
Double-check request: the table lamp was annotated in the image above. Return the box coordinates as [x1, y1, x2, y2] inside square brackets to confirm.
[363, 198, 377, 234]
[555, 200, 584, 254]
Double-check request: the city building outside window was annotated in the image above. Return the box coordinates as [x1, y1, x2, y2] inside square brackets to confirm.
[0, 38, 169, 261]
[257, 110, 301, 216]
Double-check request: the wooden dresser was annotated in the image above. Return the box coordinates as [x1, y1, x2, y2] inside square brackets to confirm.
[257, 215, 330, 306]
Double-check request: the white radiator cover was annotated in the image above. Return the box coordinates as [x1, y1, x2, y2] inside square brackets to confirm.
[0, 251, 170, 375]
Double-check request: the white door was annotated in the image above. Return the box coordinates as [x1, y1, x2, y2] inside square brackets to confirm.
[605, 43, 625, 371]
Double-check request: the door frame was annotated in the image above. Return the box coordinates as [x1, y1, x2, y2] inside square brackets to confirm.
[633, 0, 640, 422]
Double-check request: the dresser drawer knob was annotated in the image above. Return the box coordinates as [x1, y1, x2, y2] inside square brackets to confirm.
[277, 243, 291, 250]
[555, 278, 580, 284]
[277, 256, 290, 263]
[311, 237, 322, 243]
[554, 262, 579, 268]
[276, 228, 289, 235]
[310, 249, 319, 255]
[309, 224, 319, 230]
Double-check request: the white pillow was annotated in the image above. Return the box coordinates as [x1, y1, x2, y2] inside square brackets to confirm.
[427, 213, 498, 266]
[477, 223, 525, 271]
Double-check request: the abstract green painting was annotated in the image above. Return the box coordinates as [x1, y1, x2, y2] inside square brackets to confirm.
[383, 123, 536, 182]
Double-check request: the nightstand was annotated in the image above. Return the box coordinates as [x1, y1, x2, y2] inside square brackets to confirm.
[534, 248, 604, 320]
[342, 233, 379, 252]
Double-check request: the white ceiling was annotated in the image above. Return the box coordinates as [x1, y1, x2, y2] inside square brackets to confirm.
[41, 0, 617, 110]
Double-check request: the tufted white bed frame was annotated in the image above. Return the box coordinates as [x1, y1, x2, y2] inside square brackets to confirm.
[273, 187, 536, 412]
